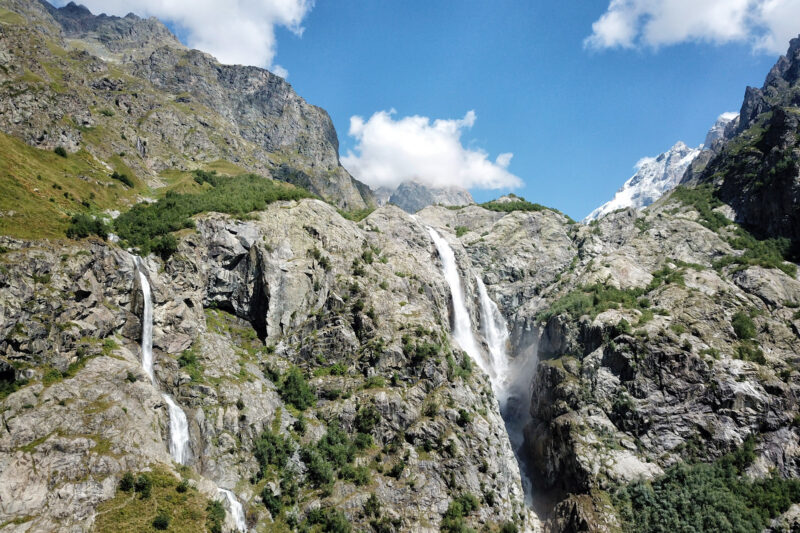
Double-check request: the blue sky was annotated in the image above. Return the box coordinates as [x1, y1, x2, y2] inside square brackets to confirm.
[60, 1, 795, 219]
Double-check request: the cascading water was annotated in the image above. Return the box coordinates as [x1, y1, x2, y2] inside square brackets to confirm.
[163, 395, 190, 465]
[135, 257, 190, 465]
[427, 227, 536, 505]
[135, 257, 155, 383]
[218, 489, 247, 532]
[426, 228, 485, 370]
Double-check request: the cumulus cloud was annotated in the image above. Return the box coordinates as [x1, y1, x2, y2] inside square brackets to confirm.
[585, 0, 800, 54]
[62, 0, 313, 74]
[341, 110, 522, 191]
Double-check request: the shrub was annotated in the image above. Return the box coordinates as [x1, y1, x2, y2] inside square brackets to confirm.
[206, 500, 225, 533]
[134, 474, 152, 498]
[305, 508, 352, 533]
[152, 511, 170, 530]
[66, 213, 108, 240]
[441, 493, 480, 533]
[364, 493, 381, 517]
[177, 349, 203, 382]
[261, 485, 282, 516]
[54, 146, 67, 158]
[302, 448, 335, 487]
[455, 225, 469, 237]
[613, 437, 800, 532]
[114, 172, 313, 256]
[279, 367, 315, 410]
[354, 405, 381, 434]
[119, 472, 134, 492]
[480, 194, 572, 221]
[732, 311, 756, 340]
[254, 429, 294, 475]
[176, 479, 188, 493]
[111, 171, 134, 188]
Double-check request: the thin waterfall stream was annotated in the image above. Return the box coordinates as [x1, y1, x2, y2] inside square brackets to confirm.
[427, 227, 535, 505]
[135, 258, 246, 530]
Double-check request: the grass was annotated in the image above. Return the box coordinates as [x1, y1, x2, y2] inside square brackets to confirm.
[337, 207, 375, 222]
[94, 467, 219, 533]
[0, 131, 140, 239]
[113, 171, 313, 256]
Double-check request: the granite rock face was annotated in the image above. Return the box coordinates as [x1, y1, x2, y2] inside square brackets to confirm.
[0, 200, 536, 532]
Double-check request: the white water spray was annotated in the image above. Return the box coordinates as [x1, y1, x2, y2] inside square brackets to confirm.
[135, 257, 154, 383]
[427, 228, 485, 371]
[163, 394, 190, 464]
[218, 489, 247, 532]
[427, 227, 536, 506]
[135, 257, 190, 465]
[476, 276, 511, 401]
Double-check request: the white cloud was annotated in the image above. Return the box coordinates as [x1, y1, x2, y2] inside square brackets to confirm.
[61, 0, 313, 74]
[585, 0, 800, 54]
[340, 110, 522, 191]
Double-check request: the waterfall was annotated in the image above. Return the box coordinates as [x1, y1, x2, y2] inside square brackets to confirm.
[218, 489, 247, 532]
[135, 257, 155, 383]
[426, 228, 486, 372]
[163, 394, 190, 465]
[427, 227, 536, 505]
[475, 276, 511, 402]
[135, 257, 190, 465]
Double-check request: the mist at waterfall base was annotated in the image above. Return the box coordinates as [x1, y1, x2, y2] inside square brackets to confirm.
[426, 228, 537, 504]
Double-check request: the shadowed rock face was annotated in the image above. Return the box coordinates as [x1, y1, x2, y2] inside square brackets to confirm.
[689, 36, 800, 257]
[0, 0, 374, 209]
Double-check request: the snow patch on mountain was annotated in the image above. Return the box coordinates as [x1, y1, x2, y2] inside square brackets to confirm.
[584, 113, 738, 222]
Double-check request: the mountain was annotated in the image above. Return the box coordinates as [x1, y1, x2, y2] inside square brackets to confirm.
[687, 37, 800, 259]
[375, 180, 475, 213]
[584, 113, 738, 222]
[0, 0, 373, 210]
[2, 1, 800, 532]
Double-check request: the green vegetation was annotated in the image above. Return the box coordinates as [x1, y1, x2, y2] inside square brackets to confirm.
[481, 193, 573, 221]
[254, 428, 294, 476]
[670, 184, 796, 276]
[113, 171, 313, 256]
[177, 348, 204, 382]
[65, 213, 109, 240]
[111, 170, 134, 188]
[713, 232, 796, 277]
[53, 146, 67, 158]
[670, 185, 730, 232]
[441, 493, 480, 533]
[337, 207, 375, 222]
[732, 311, 757, 340]
[95, 468, 216, 532]
[278, 366, 315, 410]
[454, 225, 469, 237]
[537, 266, 684, 322]
[613, 438, 800, 533]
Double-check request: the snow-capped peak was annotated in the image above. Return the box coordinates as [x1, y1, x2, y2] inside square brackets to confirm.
[584, 113, 738, 222]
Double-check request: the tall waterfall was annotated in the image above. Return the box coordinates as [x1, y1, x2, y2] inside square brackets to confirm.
[475, 276, 511, 403]
[427, 228, 485, 371]
[218, 489, 247, 532]
[427, 227, 535, 504]
[135, 258, 155, 383]
[135, 257, 190, 465]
